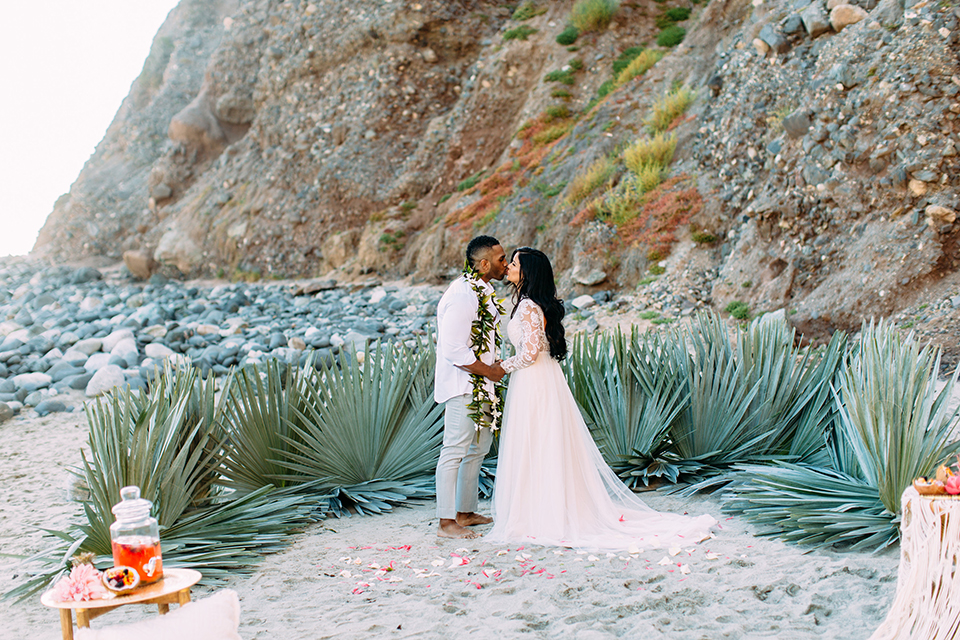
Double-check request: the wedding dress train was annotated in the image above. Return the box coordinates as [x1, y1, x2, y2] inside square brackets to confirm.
[485, 298, 717, 550]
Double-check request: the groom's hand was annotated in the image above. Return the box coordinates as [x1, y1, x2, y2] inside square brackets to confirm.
[458, 359, 505, 382]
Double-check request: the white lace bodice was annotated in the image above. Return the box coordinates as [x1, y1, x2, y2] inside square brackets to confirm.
[501, 298, 549, 373]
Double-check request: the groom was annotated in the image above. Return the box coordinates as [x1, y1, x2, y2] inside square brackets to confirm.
[434, 235, 507, 539]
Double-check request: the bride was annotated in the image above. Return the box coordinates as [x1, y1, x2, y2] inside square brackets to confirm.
[485, 248, 717, 550]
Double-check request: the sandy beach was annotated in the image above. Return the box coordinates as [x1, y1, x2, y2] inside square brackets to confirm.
[0, 388, 902, 640]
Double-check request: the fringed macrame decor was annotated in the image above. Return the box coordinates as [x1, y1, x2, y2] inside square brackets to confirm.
[869, 487, 960, 640]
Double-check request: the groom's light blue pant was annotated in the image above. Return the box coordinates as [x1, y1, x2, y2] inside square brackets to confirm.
[436, 394, 493, 519]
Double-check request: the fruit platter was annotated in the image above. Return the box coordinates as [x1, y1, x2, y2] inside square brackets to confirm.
[913, 458, 960, 498]
[101, 565, 141, 592]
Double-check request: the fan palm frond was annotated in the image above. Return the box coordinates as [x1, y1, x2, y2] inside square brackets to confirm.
[218, 360, 310, 493]
[834, 320, 960, 513]
[157, 485, 315, 577]
[719, 321, 960, 551]
[737, 320, 846, 461]
[565, 328, 688, 487]
[282, 339, 445, 514]
[78, 362, 228, 553]
[669, 313, 766, 476]
[7, 362, 316, 600]
[721, 463, 899, 551]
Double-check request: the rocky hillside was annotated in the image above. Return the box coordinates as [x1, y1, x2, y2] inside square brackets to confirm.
[33, 0, 960, 344]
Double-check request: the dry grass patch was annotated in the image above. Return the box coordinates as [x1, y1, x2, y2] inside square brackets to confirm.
[613, 49, 664, 87]
[632, 162, 666, 194]
[623, 133, 677, 174]
[533, 120, 576, 145]
[645, 86, 695, 133]
[566, 157, 618, 206]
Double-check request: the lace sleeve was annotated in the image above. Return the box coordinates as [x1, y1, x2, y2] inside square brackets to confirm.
[501, 299, 546, 373]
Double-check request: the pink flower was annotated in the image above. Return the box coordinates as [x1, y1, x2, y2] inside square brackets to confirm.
[946, 475, 960, 495]
[51, 564, 110, 602]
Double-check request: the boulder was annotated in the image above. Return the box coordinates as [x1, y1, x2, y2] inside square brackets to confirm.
[801, 2, 831, 37]
[84, 352, 114, 372]
[572, 266, 607, 287]
[758, 24, 790, 53]
[572, 295, 597, 310]
[926, 205, 957, 227]
[168, 88, 227, 155]
[69, 267, 102, 284]
[781, 13, 804, 34]
[782, 111, 812, 139]
[144, 343, 176, 359]
[102, 329, 135, 353]
[110, 337, 140, 366]
[123, 250, 157, 280]
[0, 402, 13, 424]
[85, 365, 126, 397]
[155, 225, 204, 275]
[35, 400, 67, 416]
[72, 338, 103, 355]
[830, 4, 868, 30]
[873, 0, 903, 27]
[908, 179, 927, 197]
[149, 183, 173, 200]
[12, 372, 52, 392]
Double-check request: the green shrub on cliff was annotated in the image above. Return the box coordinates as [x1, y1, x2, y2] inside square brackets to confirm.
[570, 0, 620, 33]
[657, 24, 686, 47]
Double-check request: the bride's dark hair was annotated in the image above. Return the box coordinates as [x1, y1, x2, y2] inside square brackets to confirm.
[510, 247, 567, 361]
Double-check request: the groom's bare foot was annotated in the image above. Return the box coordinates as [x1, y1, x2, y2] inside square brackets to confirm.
[438, 518, 481, 539]
[457, 512, 493, 526]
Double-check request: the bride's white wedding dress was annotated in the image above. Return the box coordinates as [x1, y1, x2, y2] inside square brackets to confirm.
[485, 298, 717, 550]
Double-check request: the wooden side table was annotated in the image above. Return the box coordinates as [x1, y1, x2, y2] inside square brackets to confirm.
[869, 487, 960, 640]
[41, 567, 201, 640]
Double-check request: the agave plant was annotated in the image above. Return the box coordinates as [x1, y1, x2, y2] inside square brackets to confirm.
[671, 314, 851, 487]
[565, 328, 688, 486]
[5, 362, 315, 601]
[837, 320, 960, 513]
[218, 359, 311, 494]
[77, 362, 228, 554]
[281, 339, 445, 514]
[668, 313, 767, 479]
[720, 321, 960, 550]
[735, 321, 847, 463]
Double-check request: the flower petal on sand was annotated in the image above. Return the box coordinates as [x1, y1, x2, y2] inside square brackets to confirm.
[657, 556, 672, 566]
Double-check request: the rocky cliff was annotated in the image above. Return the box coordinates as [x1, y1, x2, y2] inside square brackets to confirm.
[33, 0, 960, 342]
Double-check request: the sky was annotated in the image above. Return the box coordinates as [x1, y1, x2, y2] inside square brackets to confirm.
[0, 0, 181, 258]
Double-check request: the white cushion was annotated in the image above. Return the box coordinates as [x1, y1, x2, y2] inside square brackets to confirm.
[75, 589, 241, 640]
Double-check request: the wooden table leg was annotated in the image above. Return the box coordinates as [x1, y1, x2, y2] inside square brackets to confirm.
[178, 587, 191, 606]
[59, 608, 74, 640]
[76, 609, 91, 628]
[157, 603, 169, 615]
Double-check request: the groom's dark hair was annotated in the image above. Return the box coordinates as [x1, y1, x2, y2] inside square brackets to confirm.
[465, 235, 500, 269]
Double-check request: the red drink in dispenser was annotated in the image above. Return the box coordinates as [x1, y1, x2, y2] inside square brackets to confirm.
[111, 536, 163, 584]
[110, 487, 164, 586]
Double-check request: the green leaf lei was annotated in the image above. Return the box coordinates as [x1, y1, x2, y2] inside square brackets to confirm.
[462, 261, 507, 433]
